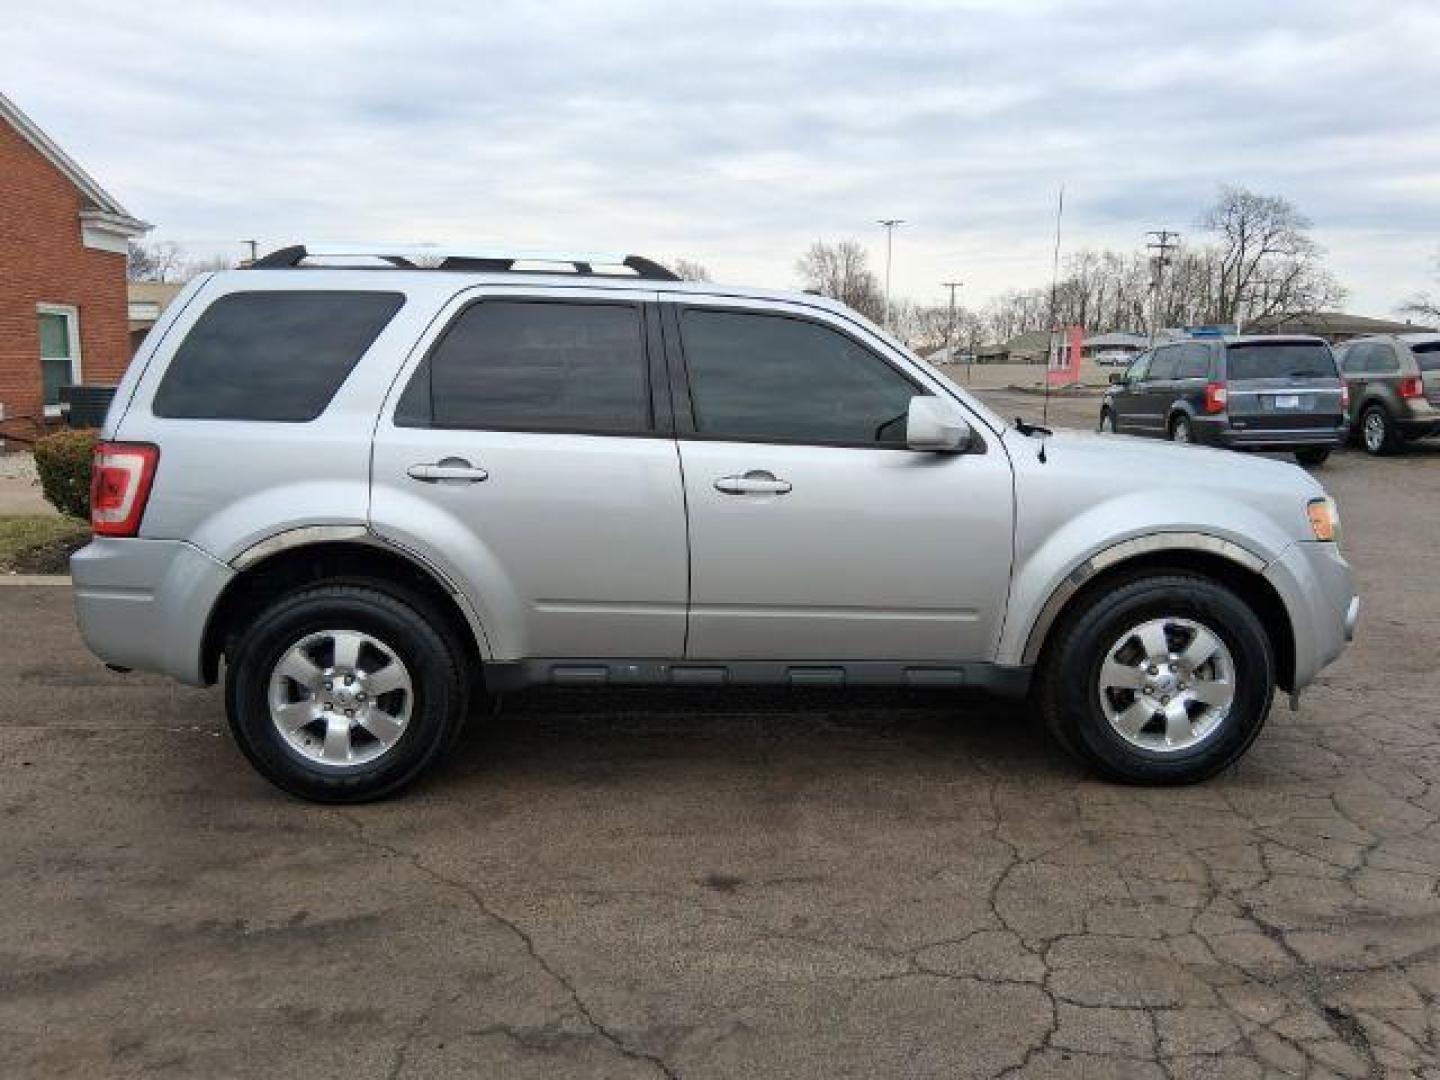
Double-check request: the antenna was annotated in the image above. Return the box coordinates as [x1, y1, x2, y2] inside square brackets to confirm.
[1041, 185, 1065, 429]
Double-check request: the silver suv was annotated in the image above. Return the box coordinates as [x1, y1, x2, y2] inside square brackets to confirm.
[73, 246, 1360, 802]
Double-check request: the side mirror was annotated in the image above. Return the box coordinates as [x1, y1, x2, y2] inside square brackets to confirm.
[1109, 372, 1126, 385]
[905, 396, 971, 452]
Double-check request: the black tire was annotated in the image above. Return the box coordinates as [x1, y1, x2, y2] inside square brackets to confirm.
[1035, 572, 1275, 784]
[1360, 404, 1400, 455]
[225, 581, 469, 803]
[1169, 414, 1193, 444]
[1294, 447, 1331, 467]
[1100, 409, 1117, 434]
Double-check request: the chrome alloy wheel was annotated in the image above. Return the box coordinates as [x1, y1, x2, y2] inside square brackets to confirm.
[1363, 410, 1386, 453]
[1097, 617, 1235, 753]
[267, 630, 414, 767]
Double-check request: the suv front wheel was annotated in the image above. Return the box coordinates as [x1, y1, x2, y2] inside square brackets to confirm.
[1036, 572, 1275, 784]
[225, 581, 469, 802]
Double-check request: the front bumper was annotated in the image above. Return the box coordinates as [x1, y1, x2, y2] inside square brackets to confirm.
[1263, 541, 1358, 691]
[71, 538, 235, 686]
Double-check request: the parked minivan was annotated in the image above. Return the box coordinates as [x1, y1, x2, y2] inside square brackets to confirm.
[1100, 335, 1348, 465]
[73, 247, 1358, 802]
[1333, 333, 1440, 454]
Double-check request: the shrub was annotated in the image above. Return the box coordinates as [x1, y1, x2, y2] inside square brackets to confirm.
[33, 428, 97, 520]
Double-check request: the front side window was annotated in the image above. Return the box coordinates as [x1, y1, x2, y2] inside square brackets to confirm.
[37, 305, 80, 410]
[396, 300, 650, 433]
[1124, 351, 1151, 382]
[678, 309, 918, 445]
[153, 291, 404, 421]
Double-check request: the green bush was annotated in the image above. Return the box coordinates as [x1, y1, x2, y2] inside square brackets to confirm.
[33, 428, 98, 520]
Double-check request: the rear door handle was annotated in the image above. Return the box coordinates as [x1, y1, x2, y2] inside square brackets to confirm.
[714, 470, 792, 495]
[407, 459, 489, 484]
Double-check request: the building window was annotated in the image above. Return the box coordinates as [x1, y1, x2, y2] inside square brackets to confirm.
[37, 304, 82, 416]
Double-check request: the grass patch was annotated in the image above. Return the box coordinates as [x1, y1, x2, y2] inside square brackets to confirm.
[0, 515, 90, 575]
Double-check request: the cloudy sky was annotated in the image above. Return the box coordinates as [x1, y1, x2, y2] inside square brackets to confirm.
[8, 0, 1440, 315]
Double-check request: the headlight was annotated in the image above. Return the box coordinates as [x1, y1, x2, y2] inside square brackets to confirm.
[1307, 497, 1340, 543]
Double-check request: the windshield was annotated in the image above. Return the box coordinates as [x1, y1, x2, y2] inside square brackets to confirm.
[1412, 341, 1440, 372]
[1225, 342, 1337, 381]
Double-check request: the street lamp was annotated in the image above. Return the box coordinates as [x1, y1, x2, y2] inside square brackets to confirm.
[877, 219, 905, 329]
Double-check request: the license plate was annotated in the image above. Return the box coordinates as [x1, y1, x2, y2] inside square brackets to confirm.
[1273, 394, 1300, 409]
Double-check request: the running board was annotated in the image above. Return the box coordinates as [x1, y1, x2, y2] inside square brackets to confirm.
[482, 659, 1031, 697]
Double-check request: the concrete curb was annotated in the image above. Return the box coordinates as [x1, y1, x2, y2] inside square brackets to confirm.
[0, 574, 71, 586]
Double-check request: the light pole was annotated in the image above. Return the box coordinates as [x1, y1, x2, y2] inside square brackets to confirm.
[941, 280, 963, 365]
[877, 219, 905, 329]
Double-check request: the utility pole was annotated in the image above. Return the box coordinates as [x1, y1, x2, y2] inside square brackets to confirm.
[1145, 229, 1180, 345]
[941, 280, 963, 370]
[242, 239, 259, 266]
[877, 219, 905, 329]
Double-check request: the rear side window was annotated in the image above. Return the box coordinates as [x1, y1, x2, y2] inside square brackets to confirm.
[1225, 342, 1338, 381]
[1176, 344, 1212, 380]
[153, 291, 403, 421]
[678, 309, 918, 445]
[395, 300, 650, 433]
[1411, 341, 1440, 372]
[1146, 347, 1180, 380]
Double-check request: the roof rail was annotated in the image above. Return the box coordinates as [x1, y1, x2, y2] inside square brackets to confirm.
[250, 244, 681, 281]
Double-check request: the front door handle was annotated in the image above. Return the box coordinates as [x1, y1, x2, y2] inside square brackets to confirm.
[407, 459, 489, 484]
[714, 470, 792, 495]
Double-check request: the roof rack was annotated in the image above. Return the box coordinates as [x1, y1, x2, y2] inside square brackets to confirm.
[250, 244, 681, 281]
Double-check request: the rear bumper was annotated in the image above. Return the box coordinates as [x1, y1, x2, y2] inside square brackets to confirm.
[1193, 416, 1347, 451]
[1396, 416, 1440, 439]
[1263, 541, 1357, 692]
[71, 538, 234, 686]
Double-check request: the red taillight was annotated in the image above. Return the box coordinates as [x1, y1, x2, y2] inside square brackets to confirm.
[90, 442, 159, 537]
[1400, 376, 1424, 399]
[1204, 381, 1228, 414]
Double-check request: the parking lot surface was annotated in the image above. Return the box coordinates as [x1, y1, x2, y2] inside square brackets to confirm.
[1, 404, 1437, 1078]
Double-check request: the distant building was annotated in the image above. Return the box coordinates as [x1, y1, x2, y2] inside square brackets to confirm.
[0, 92, 148, 436]
[1245, 311, 1435, 343]
[128, 281, 185, 355]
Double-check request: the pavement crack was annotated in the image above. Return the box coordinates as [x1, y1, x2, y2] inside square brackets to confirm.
[332, 811, 680, 1079]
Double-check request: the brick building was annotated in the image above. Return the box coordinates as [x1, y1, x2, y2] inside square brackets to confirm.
[0, 92, 148, 439]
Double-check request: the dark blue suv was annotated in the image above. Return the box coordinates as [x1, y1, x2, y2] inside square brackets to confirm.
[1100, 335, 1348, 466]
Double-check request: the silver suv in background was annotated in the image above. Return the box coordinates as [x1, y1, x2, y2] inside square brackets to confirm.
[73, 246, 1359, 802]
[1334, 333, 1440, 454]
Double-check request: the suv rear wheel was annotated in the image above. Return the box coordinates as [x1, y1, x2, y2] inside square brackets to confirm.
[1294, 447, 1331, 467]
[225, 581, 469, 802]
[1036, 572, 1275, 784]
[1360, 404, 1400, 455]
[1169, 414, 1193, 443]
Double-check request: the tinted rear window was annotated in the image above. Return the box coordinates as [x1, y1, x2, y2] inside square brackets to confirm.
[153, 291, 404, 421]
[1225, 343, 1337, 381]
[395, 300, 650, 433]
[1412, 341, 1440, 372]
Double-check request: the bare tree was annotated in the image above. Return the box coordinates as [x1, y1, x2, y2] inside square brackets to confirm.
[127, 241, 187, 282]
[1199, 185, 1343, 325]
[1398, 249, 1440, 323]
[666, 257, 711, 282]
[128, 241, 236, 282]
[795, 240, 884, 322]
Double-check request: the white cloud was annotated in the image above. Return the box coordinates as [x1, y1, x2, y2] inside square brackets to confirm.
[7, 0, 1440, 314]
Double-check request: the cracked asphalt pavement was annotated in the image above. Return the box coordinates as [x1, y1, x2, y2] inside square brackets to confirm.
[1, 399, 1437, 1078]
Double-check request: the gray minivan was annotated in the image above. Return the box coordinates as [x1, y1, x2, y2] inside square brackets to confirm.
[1100, 335, 1348, 466]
